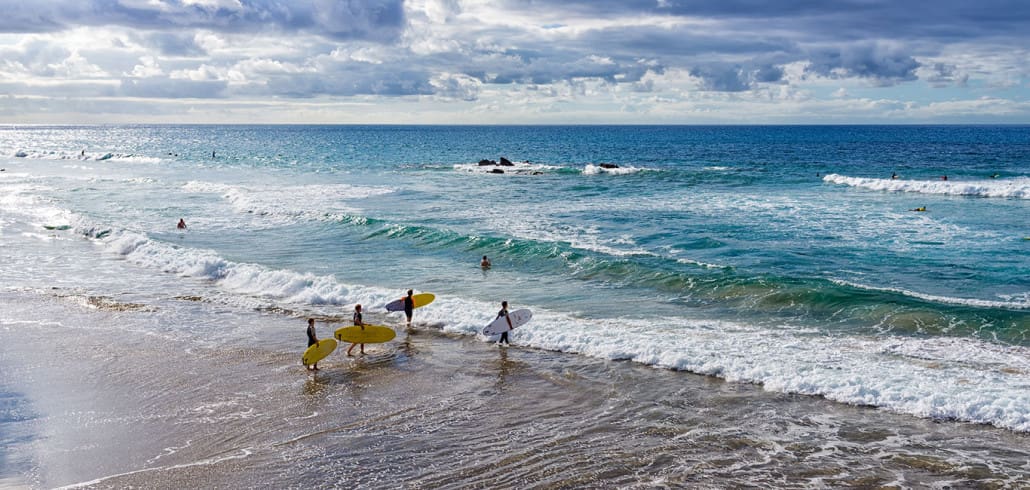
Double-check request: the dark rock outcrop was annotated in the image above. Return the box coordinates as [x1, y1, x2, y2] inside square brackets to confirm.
[479, 159, 497, 166]
[499, 157, 513, 166]
[490, 169, 505, 174]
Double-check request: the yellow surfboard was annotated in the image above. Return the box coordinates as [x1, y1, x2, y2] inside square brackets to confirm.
[334, 325, 397, 344]
[385, 293, 435, 312]
[302, 338, 337, 366]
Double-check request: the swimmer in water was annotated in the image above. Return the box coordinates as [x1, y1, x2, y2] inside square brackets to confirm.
[910, 206, 927, 212]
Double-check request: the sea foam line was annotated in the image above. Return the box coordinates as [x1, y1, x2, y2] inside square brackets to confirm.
[831, 279, 1030, 310]
[823, 173, 1030, 199]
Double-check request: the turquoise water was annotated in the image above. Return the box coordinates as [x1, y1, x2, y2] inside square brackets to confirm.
[2, 125, 1029, 432]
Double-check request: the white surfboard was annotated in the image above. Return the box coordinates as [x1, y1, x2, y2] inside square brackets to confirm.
[482, 309, 532, 336]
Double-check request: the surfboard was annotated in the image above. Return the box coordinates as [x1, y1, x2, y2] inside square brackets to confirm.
[302, 338, 337, 366]
[334, 325, 397, 344]
[482, 309, 532, 336]
[385, 293, 435, 312]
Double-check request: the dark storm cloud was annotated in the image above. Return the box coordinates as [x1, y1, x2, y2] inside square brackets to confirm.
[0, 0, 405, 42]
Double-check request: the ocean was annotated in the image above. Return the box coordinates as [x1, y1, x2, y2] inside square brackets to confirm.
[1, 125, 1028, 487]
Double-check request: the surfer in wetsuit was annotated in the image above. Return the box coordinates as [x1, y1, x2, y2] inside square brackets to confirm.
[404, 289, 415, 327]
[496, 301, 512, 346]
[177, 218, 187, 230]
[347, 304, 365, 356]
[306, 318, 320, 371]
[481, 255, 491, 269]
[910, 206, 927, 212]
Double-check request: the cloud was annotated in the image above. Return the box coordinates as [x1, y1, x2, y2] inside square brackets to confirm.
[120, 77, 227, 98]
[1, 0, 1029, 122]
[804, 43, 920, 86]
[0, 0, 407, 42]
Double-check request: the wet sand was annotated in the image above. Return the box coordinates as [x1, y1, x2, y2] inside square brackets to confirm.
[1, 290, 1028, 489]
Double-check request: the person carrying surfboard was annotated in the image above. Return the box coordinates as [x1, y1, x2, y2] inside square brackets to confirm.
[306, 318, 321, 371]
[347, 304, 366, 356]
[496, 301, 512, 346]
[404, 290, 415, 327]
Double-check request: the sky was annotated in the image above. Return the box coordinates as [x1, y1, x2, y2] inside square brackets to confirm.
[1, 0, 1029, 124]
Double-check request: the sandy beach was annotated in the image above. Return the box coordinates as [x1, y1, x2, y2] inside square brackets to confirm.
[3, 288, 1028, 488]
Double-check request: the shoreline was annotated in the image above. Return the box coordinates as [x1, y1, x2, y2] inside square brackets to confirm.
[2, 290, 1029, 488]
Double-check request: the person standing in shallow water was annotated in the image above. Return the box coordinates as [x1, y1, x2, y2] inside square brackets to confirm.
[177, 218, 187, 230]
[496, 301, 512, 346]
[306, 318, 320, 371]
[347, 304, 365, 356]
[404, 289, 415, 327]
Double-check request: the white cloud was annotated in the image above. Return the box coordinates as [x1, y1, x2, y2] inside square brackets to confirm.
[127, 56, 163, 78]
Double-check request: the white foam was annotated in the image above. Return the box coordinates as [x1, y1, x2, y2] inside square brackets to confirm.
[832, 279, 1030, 310]
[453, 161, 560, 175]
[508, 314, 1030, 432]
[583, 164, 647, 175]
[7, 149, 164, 164]
[182, 180, 394, 225]
[823, 174, 1030, 199]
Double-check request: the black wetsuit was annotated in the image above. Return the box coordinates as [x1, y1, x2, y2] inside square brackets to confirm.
[306, 324, 317, 347]
[497, 308, 510, 344]
[404, 295, 414, 321]
[353, 311, 362, 326]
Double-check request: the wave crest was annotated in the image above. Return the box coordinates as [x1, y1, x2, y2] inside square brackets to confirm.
[823, 173, 1030, 199]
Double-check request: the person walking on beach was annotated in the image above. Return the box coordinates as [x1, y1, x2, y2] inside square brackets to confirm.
[496, 301, 512, 346]
[481, 255, 492, 269]
[306, 318, 321, 371]
[404, 289, 415, 327]
[347, 304, 366, 356]
[177, 218, 187, 230]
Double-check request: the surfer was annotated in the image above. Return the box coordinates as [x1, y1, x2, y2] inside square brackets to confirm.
[177, 218, 187, 230]
[941, 175, 948, 181]
[481, 255, 491, 269]
[347, 304, 366, 356]
[891, 172, 898, 179]
[306, 319, 320, 371]
[910, 206, 926, 212]
[496, 301, 512, 346]
[404, 290, 415, 327]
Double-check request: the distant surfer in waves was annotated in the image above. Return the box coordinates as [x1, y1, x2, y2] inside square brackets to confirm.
[495, 301, 512, 346]
[347, 304, 365, 356]
[891, 172, 898, 179]
[404, 290, 415, 327]
[306, 319, 321, 371]
[177, 218, 188, 230]
[481, 255, 492, 269]
[910, 206, 927, 212]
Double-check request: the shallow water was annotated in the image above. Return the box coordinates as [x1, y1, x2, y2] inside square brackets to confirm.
[2, 290, 1029, 488]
